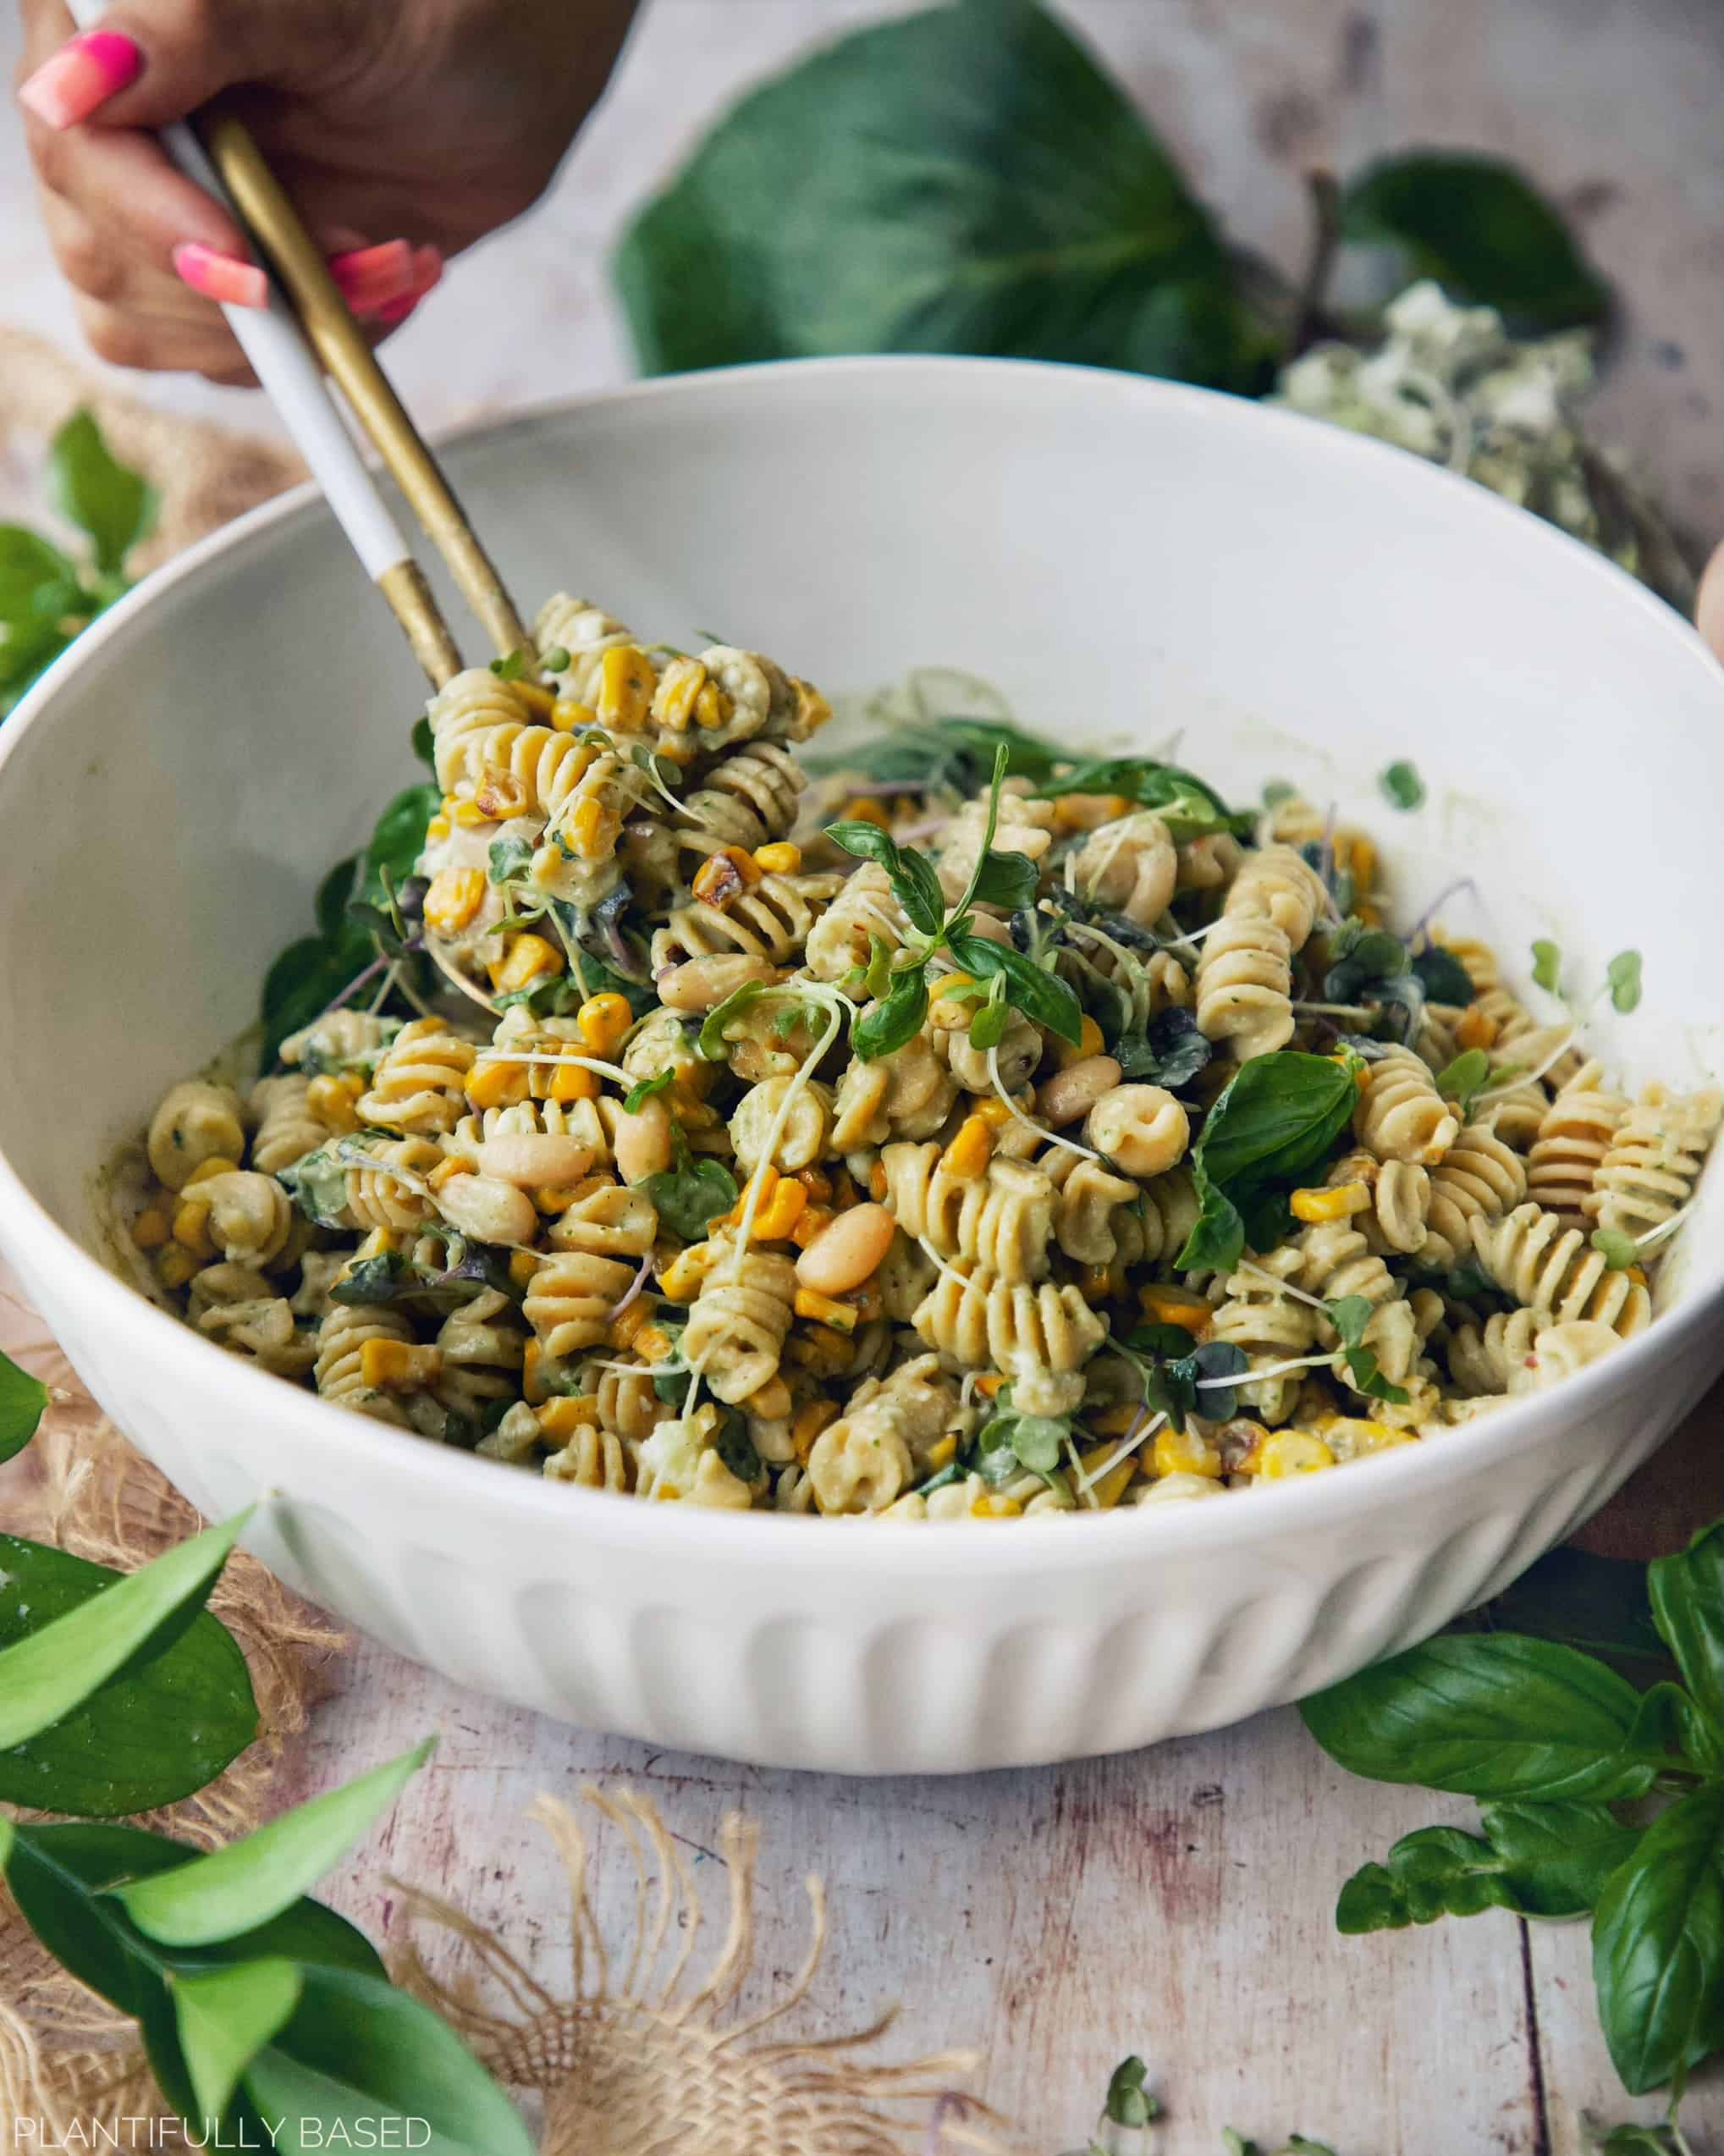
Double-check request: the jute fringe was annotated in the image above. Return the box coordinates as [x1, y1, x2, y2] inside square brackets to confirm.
[393, 1789, 999, 2156]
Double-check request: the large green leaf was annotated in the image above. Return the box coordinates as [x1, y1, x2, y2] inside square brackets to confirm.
[0, 525, 80, 618]
[175, 1959, 303, 2122]
[1648, 1521, 1724, 1747]
[119, 1740, 433, 1948]
[48, 409, 158, 578]
[1177, 1052, 1358, 1272]
[0, 1535, 256, 1815]
[614, 0, 1279, 389]
[245, 1964, 534, 2156]
[1593, 1783, 1724, 2095]
[1336, 1801, 1642, 1933]
[1299, 1634, 1660, 1801]
[0, 1347, 50, 1464]
[1339, 153, 1610, 331]
[0, 1508, 251, 1756]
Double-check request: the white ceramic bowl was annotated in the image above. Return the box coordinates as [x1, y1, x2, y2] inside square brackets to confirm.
[1, 358, 1720, 1774]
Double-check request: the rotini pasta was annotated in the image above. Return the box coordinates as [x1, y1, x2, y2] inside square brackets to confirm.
[122, 596, 1714, 1517]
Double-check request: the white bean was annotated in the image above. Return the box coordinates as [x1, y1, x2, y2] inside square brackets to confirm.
[476, 1133, 597, 1188]
[658, 954, 776, 1012]
[612, 1096, 674, 1183]
[433, 1172, 539, 1248]
[795, 1203, 897, 1296]
[1038, 1055, 1122, 1129]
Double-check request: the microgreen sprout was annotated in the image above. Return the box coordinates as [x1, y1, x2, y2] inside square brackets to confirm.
[1532, 938, 1562, 993]
[1380, 759, 1425, 810]
[1607, 948, 1644, 1013]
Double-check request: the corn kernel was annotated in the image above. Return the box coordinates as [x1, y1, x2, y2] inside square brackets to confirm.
[576, 993, 633, 1056]
[1335, 1418, 1415, 1456]
[360, 1338, 443, 1391]
[1056, 1016, 1106, 1069]
[1153, 1426, 1222, 1479]
[793, 679, 831, 735]
[131, 1206, 169, 1251]
[509, 1249, 541, 1289]
[548, 1060, 599, 1105]
[533, 1184, 581, 1215]
[1455, 1006, 1500, 1051]
[1349, 835, 1378, 893]
[691, 846, 763, 907]
[185, 1155, 241, 1188]
[795, 1167, 833, 1203]
[634, 1324, 674, 1365]
[723, 1166, 779, 1227]
[171, 1200, 214, 1259]
[514, 680, 556, 720]
[750, 1180, 807, 1243]
[928, 971, 976, 1004]
[753, 841, 801, 875]
[451, 796, 496, 828]
[608, 1297, 653, 1351]
[794, 1288, 856, 1332]
[746, 1375, 793, 1420]
[1077, 1441, 1136, 1509]
[971, 1492, 1022, 1519]
[306, 1073, 361, 1133]
[424, 813, 451, 844]
[791, 1203, 834, 1249]
[1090, 1401, 1139, 1436]
[792, 1400, 839, 1461]
[658, 1244, 714, 1303]
[521, 1337, 547, 1403]
[692, 681, 731, 731]
[972, 1097, 1016, 1129]
[837, 797, 891, 830]
[973, 1374, 1006, 1398]
[427, 1154, 476, 1191]
[490, 934, 564, 996]
[652, 656, 708, 731]
[424, 866, 486, 935]
[923, 1433, 959, 1475]
[466, 1059, 530, 1111]
[156, 1245, 200, 1289]
[1291, 1180, 1370, 1224]
[1256, 1431, 1337, 1479]
[1083, 1265, 1115, 1299]
[868, 1161, 888, 1200]
[537, 1394, 601, 1440]
[596, 643, 656, 731]
[552, 698, 594, 733]
[786, 1324, 852, 1376]
[570, 797, 608, 860]
[1138, 1286, 1212, 1333]
[355, 1228, 399, 1261]
[943, 1116, 994, 1183]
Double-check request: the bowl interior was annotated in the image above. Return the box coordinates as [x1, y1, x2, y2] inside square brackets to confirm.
[1, 358, 1721, 1309]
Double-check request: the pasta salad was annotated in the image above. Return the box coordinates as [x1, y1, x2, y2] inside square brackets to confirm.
[118, 597, 1720, 1518]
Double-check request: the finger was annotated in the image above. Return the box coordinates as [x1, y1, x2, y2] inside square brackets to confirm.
[26, 105, 251, 273]
[72, 289, 246, 375]
[1698, 542, 1724, 664]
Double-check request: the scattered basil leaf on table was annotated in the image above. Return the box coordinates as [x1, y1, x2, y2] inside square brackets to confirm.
[1591, 1782, 1724, 2095]
[1299, 1634, 1661, 1801]
[1338, 152, 1611, 331]
[1647, 1522, 1724, 1746]
[0, 1344, 50, 1462]
[1336, 1801, 1644, 1933]
[615, 0, 1281, 392]
[0, 1533, 256, 1815]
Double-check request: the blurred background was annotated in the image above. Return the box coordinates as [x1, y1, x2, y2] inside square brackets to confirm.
[1, 0, 1720, 542]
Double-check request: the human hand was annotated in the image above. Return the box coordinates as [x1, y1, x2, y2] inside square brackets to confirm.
[17, 0, 636, 382]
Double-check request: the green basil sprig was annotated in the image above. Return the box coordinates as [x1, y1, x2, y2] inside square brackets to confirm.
[1039, 756, 1253, 841]
[1177, 1053, 1360, 1272]
[1337, 1801, 1642, 1933]
[1323, 1293, 1409, 1405]
[808, 714, 1064, 795]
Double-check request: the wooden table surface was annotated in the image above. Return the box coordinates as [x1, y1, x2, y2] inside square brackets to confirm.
[3, 2, 1722, 2146]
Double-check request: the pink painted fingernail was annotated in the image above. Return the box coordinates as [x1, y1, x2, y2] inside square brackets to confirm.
[172, 241, 268, 310]
[373, 291, 422, 328]
[408, 245, 444, 296]
[19, 30, 142, 128]
[328, 240, 415, 312]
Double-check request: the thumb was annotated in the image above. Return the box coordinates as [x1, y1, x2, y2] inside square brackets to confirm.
[1699, 540, 1724, 666]
[65, 0, 366, 129]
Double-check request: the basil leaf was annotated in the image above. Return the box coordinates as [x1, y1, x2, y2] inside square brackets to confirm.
[826, 819, 903, 872]
[1104, 2054, 1157, 2127]
[0, 1533, 256, 1816]
[330, 1245, 515, 1315]
[118, 1741, 432, 1949]
[1043, 757, 1248, 838]
[411, 713, 436, 773]
[361, 782, 441, 904]
[48, 409, 157, 576]
[1299, 1634, 1660, 1801]
[1178, 1179, 1247, 1277]
[891, 844, 945, 938]
[698, 979, 770, 1060]
[809, 716, 1062, 794]
[314, 857, 358, 942]
[1483, 1546, 1672, 1686]
[638, 1157, 738, 1239]
[1592, 1782, 1724, 2095]
[853, 966, 930, 1061]
[614, 0, 1279, 392]
[1412, 944, 1475, 1006]
[946, 931, 1083, 1045]
[261, 931, 370, 1073]
[968, 848, 1041, 912]
[487, 834, 535, 884]
[1337, 1802, 1643, 1933]
[1339, 153, 1610, 331]
[0, 1347, 49, 1464]
[1435, 1047, 1491, 1118]
[1608, 949, 1644, 1014]
[713, 1411, 763, 1487]
[0, 524, 81, 615]
[245, 1962, 534, 2156]
[1648, 1522, 1724, 1745]
[0, 1508, 251, 1756]
[1379, 759, 1424, 811]
[175, 1958, 303, 2123]
[1115, 1006, 1211, 1093]
[280, 1145, 358, 1231]
[1194, 1053, 1357, 1191]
